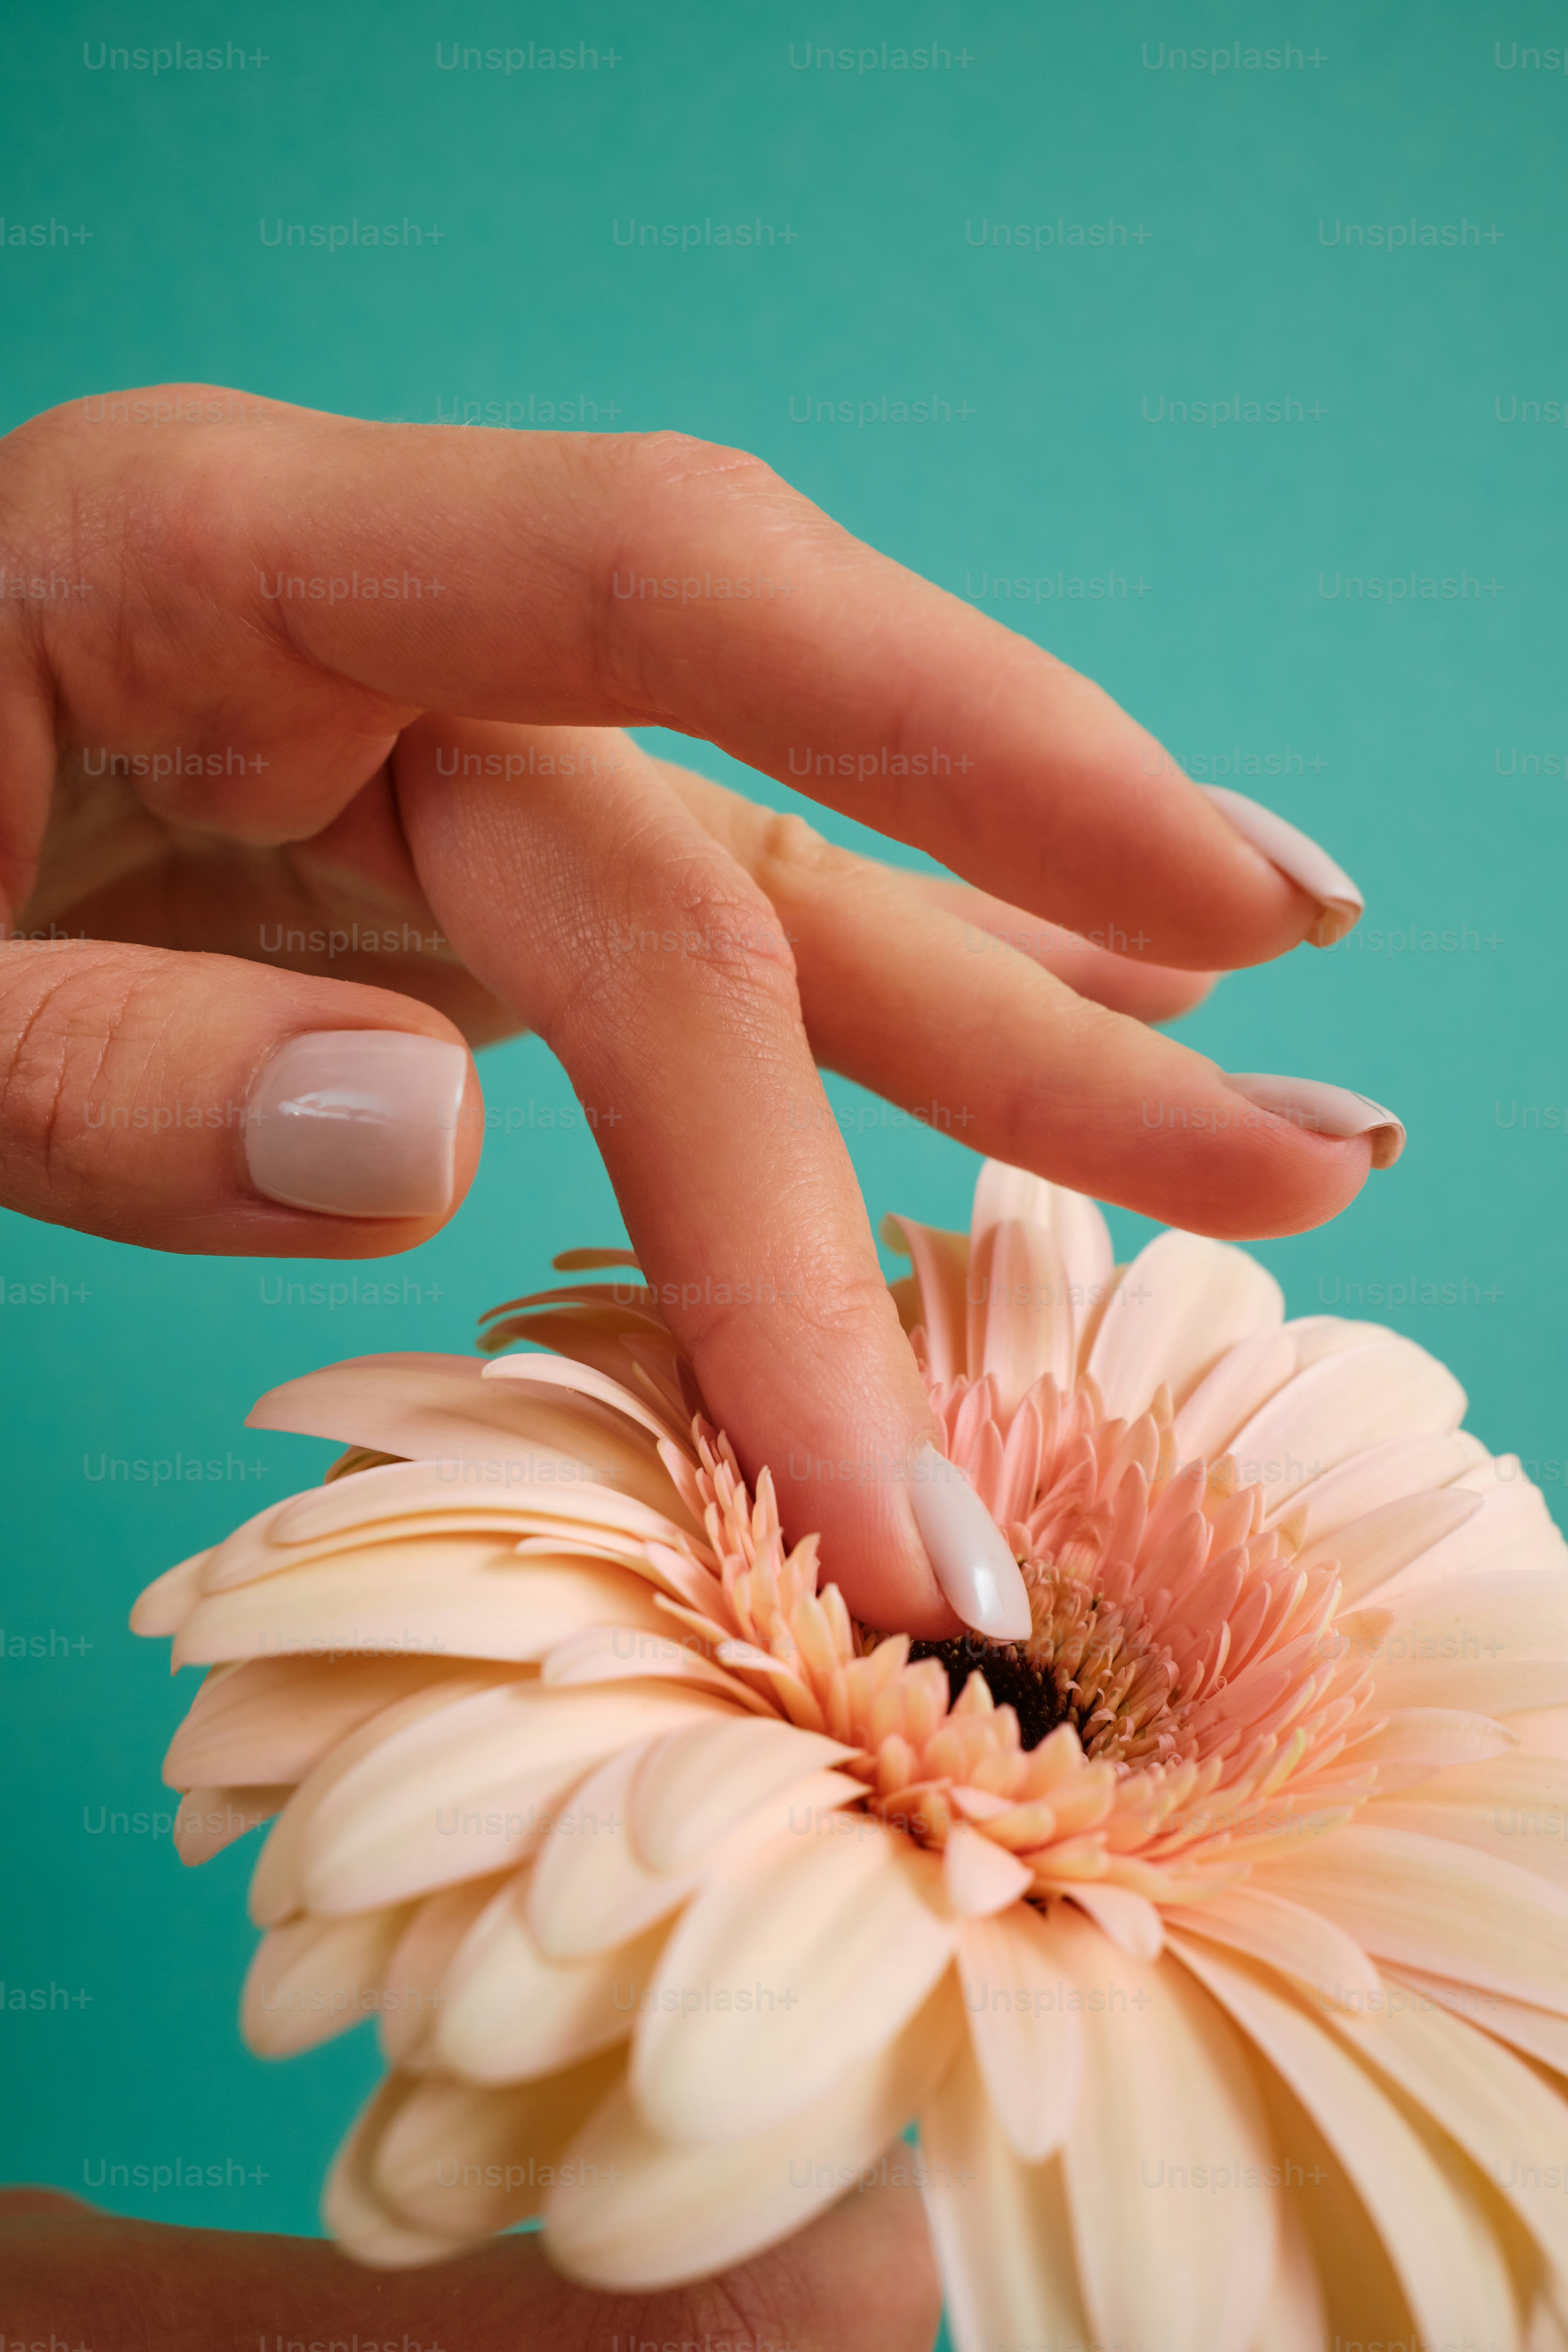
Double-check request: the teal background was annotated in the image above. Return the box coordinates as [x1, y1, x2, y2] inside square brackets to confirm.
[2, 0, 1565, 2320]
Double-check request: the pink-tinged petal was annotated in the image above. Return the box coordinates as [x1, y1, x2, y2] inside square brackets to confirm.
[942, 1824, 1034, 1917]
[295, 1683, 728, 1918]
[545, 1983, 962, 2290]
[481, 1350, 688, 1447]
[1338, 1707, 1518, 1795]
[1384, 1966, 1568, 2075]
[628, 1718, 857, 1874]
[1294, 1488, 1482, 1606]
[1051, 1908, 1276, 2352]
[1171, 1331, 1296, 1465]
[955, 1906, 1083, 2160]
[174, 1784, 289, 1864]
[434, 1873, 668, 2083]
[966, 1220, 1074, 1413]
[1066, 1885, 1164, 1958]
[919, 2045, 1095, 2352]
[243, 1905, 413, 2056]
[1257, 1824, 1568, 2014]
[968, 1158, 1115, 1367]
[248, 1672, 528, 1926]
[1228, 1339, 1466, 1509]
[1089, 1230, 1283, 1423]
[130, 1550, 209, 1636]
[1162, 1886, 1381, 2006]
[882, 1216, 970, 1381]
[1280, 1315, 1385, 1369]
[528, 1741, 864, 1961]
[1323, 1982, 1568, 2275]
[174, 1539, 670, 1671]
[1266, 1430, 1489, 1540]
[164, 1655, 477, 1790]
[1173, 1937, 1520, 2352]
[1344, 1572, 1568, 1715]
[1366, 1755, 1568, 1890]
[322, 2073, 480, 2269]
[247, 1354, 684, 1522]
[540, 1623, 773, 1713]
[1372, 1478, 1568, 1605]
[631, 1822, 956, 2142]
[372, 2049, 623, 2237]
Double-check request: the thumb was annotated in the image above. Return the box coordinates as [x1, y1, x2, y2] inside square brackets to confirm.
[0, 941, 482, 1254]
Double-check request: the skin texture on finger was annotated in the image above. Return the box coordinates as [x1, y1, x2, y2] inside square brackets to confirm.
[0, 2178, 943, 2352]
[661, 760, 1376, 1241]
[0, 941, 481, 1255]
[911, 874, 1217, 1024]
[2, 384, 1333, 966]
[395, 715, 959, 1638]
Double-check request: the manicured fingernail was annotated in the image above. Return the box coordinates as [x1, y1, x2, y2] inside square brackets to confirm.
[909, 1441, 1033, 1640]
[246, 1031, 469, 1217]
[1200, 785, 1364, 947]
[1223, 1073, 1406, 1169]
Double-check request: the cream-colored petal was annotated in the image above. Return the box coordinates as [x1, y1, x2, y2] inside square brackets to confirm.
[1171, 1330, 1297, 1465]
[1265, 1429, 1488, 1540]
[956, 1905, 1083, 2161]
[435, 1873, 668, 2083]
[1171, 1936, 1518, 2352]
[1066, 1884, 1164, 1958]
[539, 1622, 769, 1709]
[1294, 1487, 1482, 1606]
[942, 1822, 1034, 1916]
[1088, 1230, 1284, 1423]
[130, 1549, 209, 1635]
[1228, 1337, 1466, 1509]
[175, 1540, 669, 1669]
[1346, 1571, 1568, 1715]
[628, 1717, 856, 1873]
[480, 1349, 686, 1447]
[380, 1874, 507, 2067]
[1253, 2199, 1328, 2352]
[919, 2043, 1096, 2352]
[527, 1737, 865, 1960]
[248, 1669, 535, 1925]
[545, 1982, 962, 2290]
[631, 1821, 956, 2142]
[1502, 1704, 1568, 1757]
[296, 1682, 727, 1917]
[1163, 1885, 1381, 2007]
[242, 1905, 412, 2056]
[1257, 1824, 1568, 2015]
[1052, 1908, 1277, 2352]
[373, 2048, 623, 2236]
[173, 1784, 290, 1864]
[247, 1352, 682, 1520]
[164, 1654, 472, 1790]
[1386, 1966, 1568, 2075]
[1340, 1706, 1518, 1794]
[322, 2073, 479, 2269]
[1366, 1754, 1568, 1889]
[1323, 1983, 1568, 2275]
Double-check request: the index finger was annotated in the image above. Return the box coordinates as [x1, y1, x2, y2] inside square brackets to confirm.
[9, 386, 1359, 969]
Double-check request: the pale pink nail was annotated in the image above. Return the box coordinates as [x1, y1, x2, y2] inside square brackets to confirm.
[246, 1031, 469, 1217]
[1223, 1073, 1405, 1169]
[1200, 785, 1364, 947]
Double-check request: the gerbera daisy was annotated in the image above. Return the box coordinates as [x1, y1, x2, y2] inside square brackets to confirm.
[132, 1161, 1568, 2352]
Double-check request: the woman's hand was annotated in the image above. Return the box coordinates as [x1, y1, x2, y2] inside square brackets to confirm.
[0, 2177, 941, 2351]
[0, 386, 1394, 1633]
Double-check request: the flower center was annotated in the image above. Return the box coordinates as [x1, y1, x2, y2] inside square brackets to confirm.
[911, 1560, 1189, 1763]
